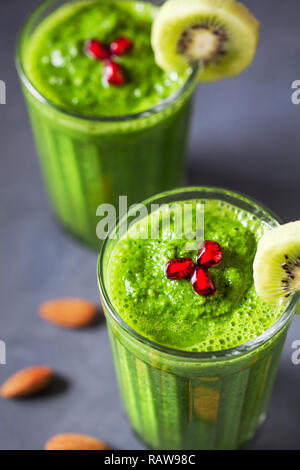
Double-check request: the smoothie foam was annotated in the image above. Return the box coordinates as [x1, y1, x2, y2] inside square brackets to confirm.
[24, 0, 190, 116]
[108, 199, 283, 352]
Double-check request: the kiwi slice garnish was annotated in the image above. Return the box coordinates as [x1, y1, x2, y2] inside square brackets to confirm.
[151, 0, 260, 82]
[253, 221, 300, 312]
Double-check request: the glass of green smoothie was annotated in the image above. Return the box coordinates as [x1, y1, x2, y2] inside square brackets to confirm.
[98, 187, 298, 450]
[16, 0, 198, 248]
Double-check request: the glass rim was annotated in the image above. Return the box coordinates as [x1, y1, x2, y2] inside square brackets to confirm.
[98, 186, 297, 361]
[15, 0, 199, 123]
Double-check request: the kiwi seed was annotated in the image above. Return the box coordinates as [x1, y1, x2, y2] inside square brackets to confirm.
[177, 24, 228, 64]
[281, 255, 300, 298]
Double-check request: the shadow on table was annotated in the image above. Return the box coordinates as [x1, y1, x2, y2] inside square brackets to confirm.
[15, 374, 71, 402]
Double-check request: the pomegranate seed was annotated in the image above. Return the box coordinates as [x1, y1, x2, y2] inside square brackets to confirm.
[165, 258, 195, 280]
[191, 267, 216, 297]
[110, 37, 133, 56]
[84, 39, 110, 61]
[197, 241, 223, 269]
[104, 59, 125, 86]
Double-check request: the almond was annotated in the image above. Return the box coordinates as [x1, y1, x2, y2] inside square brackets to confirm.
[39, 298, 98, 328]
[0, 366, 53, 398]
[45, 433, 109, 450]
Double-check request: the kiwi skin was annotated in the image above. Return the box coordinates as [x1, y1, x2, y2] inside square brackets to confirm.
[151, 0, 260, 82]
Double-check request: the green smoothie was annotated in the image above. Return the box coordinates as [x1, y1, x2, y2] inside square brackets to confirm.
[17, 0, 197, 247]
[99, 187, 296, 450]
[24, 1, 189, 116]
[108, 199, 283, 352]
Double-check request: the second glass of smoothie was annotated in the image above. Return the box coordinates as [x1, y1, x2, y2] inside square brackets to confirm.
[16, 0, 197, 248]
[98, 187, 297, 450]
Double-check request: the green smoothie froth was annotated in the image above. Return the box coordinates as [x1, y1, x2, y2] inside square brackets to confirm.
[107, 199, 283, 352]
[24, 0, 190, 116]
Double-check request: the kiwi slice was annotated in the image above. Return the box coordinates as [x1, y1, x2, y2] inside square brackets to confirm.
[253, 221, 300, 313]
[151, 0, 260, 82]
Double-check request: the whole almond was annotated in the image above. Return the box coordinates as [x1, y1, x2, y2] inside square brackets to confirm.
[0, 366, 53, 398]
[45, 433, 109, 450]
[39, 298, 98, 328]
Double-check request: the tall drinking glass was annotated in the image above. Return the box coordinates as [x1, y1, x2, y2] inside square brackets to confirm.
[98, 187, 298, 450]
[16, 0, 198, 248]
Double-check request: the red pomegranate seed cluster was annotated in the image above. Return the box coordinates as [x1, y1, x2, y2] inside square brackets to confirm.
[84, 37, 133, 86]
[165, 241, 223, 297]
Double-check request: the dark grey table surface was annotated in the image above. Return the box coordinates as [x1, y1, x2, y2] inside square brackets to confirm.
[1, 0, 300, 450]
